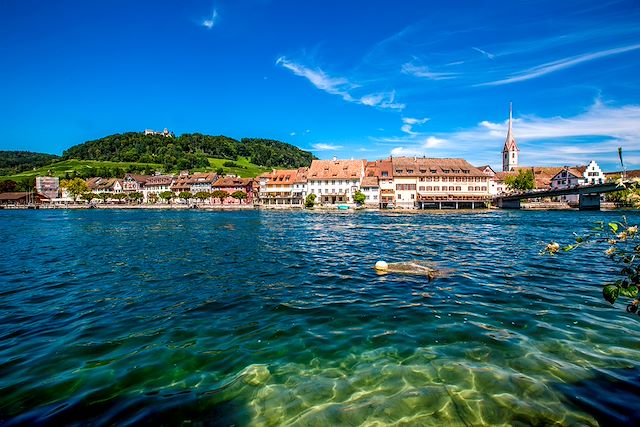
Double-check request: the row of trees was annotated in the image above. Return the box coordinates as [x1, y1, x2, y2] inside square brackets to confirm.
[62, 133, 315, 171]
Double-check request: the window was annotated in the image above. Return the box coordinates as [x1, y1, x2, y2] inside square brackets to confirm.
[481, 186, 487, 191]
[455, 186, 461, 191]
[381, 171, 388, 177]
[397, 194, 402, 199]
[411, 194, 415, 200]
[449, 186, 455, 191]
[407, 169, 414, 174]
[426, 186, 432, 191]
[419, 186, 425, 191]
[434, 186, 440, 191]
[395, 170, 403, 174]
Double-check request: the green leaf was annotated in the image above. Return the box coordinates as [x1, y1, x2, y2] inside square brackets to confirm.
[619, 285, 639, 298]
[575, 236, 584, 243]
[562, 245, 575, 251]
[609, 222, 619, 233]
[603, 285, 619, 304]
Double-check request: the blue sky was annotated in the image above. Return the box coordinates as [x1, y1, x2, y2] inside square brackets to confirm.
[1, 0, 639, 171]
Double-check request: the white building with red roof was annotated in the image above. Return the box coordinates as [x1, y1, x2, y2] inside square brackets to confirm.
[307, 158, 365, 205]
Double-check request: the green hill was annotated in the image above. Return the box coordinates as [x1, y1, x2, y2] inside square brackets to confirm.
[0, 151, 60, 175]
[62, 132, 315, 171]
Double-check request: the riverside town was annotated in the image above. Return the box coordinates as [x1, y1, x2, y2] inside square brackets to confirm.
[0, 106, 623, 211]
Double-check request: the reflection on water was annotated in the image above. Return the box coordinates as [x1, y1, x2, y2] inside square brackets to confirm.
[1, 209, 639, 425]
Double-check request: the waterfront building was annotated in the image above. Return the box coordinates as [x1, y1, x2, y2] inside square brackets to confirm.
[478, 166, 513, 195]
[122, 174, 147, 193]
[188, 173, 217, 194]
[391, 157, 491, 209]
[364, 159, 393, 208]
[258, 168, 308, 208]
[143, 175, 174, 202]
[502, 103, 519, 172]
[0, 192, 48, 206]
[87, 177, 124, 195]
[35, 176, 59, 199]
[550, 167, 588, 190]
[212, 177, 256, 204]
[307, 159, 365, 205]
[582, 160, 605, 185]
[170, 171, 191, 195]
[360, 176, 379, 207]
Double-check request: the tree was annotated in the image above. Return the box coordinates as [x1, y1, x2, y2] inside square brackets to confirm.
[96, 193, 110, 204]
[216, 167, 224, 175]
[194, 191, 210, 203]
[305, 193, 316, 208]
[353, 190, 366, 205]
[231, 190, 247, 203]
[0, 180, 18, 193]
[505, 169, 534, 191]
[179, 191, 193, 203]
[147, 193, 158, 204]
[61, 178, 90, 202]
[81, 192, 96, 203]
[211, 190, 228, 204]
[112, 193, 127, 203]
[128, 192, 143, 203]
[159, 191, 173, 204]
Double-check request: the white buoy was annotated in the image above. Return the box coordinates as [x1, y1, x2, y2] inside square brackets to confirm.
[374, 260, 388, 271]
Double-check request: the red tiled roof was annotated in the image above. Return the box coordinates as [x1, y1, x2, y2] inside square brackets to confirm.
[213, 177, 254, 188]
[365, 159, 393, 178]
[361, 176, 379, 187]
[513, 166, 564, 189]
[308, 159, 365, 180]
[391, 157, 485, 177]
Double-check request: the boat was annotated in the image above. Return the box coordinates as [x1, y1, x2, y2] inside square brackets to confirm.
[337, 205, 349, 210]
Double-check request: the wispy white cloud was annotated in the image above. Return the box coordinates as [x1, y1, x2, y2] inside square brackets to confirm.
[201, 9, 218, 29]
[276, 56, 404, 110]
[377, 101, 640, 169]
[479, 43, 640, 86]
[276, 56, 356, 101]
[290, 132, 296, 136]
[472, 47, 495, 60]
[401, 63, 459, 80]
[400, 117, 429, 135]
[359, 91, 405, 110]
[313, 143, 343, 151]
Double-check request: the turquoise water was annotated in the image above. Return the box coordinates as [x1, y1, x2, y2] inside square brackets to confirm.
[1, 209, 640, 426]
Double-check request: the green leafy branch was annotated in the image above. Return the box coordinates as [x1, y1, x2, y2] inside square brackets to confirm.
[542, 217, 640, 311]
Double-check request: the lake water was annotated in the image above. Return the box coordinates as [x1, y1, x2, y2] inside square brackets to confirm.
[1, 209, 640, 426]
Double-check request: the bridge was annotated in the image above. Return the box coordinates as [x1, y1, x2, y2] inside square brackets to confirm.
[494, 181, 630, 210]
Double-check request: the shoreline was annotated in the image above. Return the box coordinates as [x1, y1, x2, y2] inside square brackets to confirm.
[0, 201, 628, 212]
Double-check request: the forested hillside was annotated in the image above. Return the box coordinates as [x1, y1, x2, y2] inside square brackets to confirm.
[62, 133, 315, 170]
[0, 151, 60, 175]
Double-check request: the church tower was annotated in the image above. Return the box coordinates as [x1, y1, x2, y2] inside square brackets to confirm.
[502, 102, 519, 171]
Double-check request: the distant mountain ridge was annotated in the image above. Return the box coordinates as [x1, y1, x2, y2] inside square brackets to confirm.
[0, 151, 60, 175]
[62, 132, 316, 170]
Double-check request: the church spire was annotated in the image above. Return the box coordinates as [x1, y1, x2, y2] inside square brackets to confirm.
[502, 102, 519, 171]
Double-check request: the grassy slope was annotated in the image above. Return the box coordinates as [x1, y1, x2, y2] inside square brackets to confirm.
[3, 160, 162, 180]
[2, 157, 271, 181]
[202, 157, 271, 178]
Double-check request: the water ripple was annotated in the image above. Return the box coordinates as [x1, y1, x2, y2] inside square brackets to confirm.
[1, 209, 639, 425]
